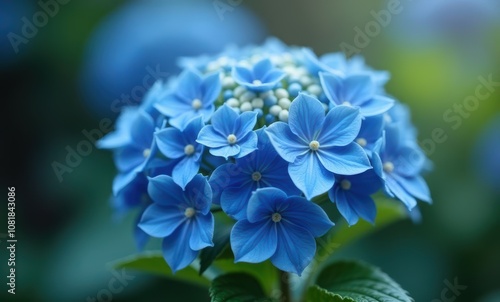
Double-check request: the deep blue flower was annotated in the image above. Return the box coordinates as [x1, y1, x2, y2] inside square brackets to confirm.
[266, 94, 371, 200]
[156, 116, 205, 189]
[232, 58, 286, 92]
[112, 110, 159, 174]
[329, 169, 383, 225]
[197, 105, 258, 159]
[230, 188, 334, 275]
[139, 174, 214, 272]
[372, 126, 432, 210]
[320, 72, 394, 117]
[209, 129, 301, 220]
[155, 69, 221, 130]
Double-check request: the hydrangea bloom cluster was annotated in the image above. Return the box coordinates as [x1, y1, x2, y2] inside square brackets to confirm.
[99, 38, 431, 275]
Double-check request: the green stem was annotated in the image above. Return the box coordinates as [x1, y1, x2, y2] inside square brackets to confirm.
[279, 270, 291, 302]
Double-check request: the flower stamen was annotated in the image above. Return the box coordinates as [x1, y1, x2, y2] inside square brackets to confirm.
[356, 138, 367, 147]
[184, 207, 196, 218]
[227, 134, 237, 145]
[143, 148, 151, 158]
[252, 171, 262, 181]
[383, 162, 394, 173]
[184, 144, 195, 156]
[340, 179, 352, 190]
[309, 140, 320, 151]
[192, 98, 202, 110]
[272, 213, 282, 223]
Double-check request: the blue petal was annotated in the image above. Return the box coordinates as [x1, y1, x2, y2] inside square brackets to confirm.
[234, 111, 258, 139]
[392, 174, 432, 203]
[266, 123, 309, 163]
[189, 214, 214, 250]
[221, 184, 254, 220]
[319, 72, 345, 106]
[253, 58, 274, 79]
[271, 222, 316, 275]
[385, 176, 417, 210]
[210, 144, 241, 159]
[288, 94, 325, 141]
[319, 106, 362, 147]
[169, 110, 203, 130]
[113, 170, 139, 196]
[211, 105, 239, 136]
[176, 69, 203, 101]
[262, 69, 286, 83]
[130, 111, 155, 148]
[247, 187, 287, 223]
[154, 94, 190, 118]
[197, 125, 229, 148]
[232, 66, 254, 84]
[358, 96, 395, 117]
[317, 143, 371, 175]
[156, 128, 186, 159]
[358, 115, 384, 143]
[147, 175, 184, 206]
[139, 204, 185, 238]
[231, 219, 278, 263]
[330, 188, 359, 226]
[342, 75, 375, 105]
[345, 169, 383, 195]
[183, 116, 205, 141]
[349, 192, 376, 224]
[392, 144, 426, 177]
[288, 152, 335, 200]
[234, 132, 258, 158]
[281, 196, 334, 237]
[201, 71, 222, 105]
[172, 156, 200, 189]
[184, 174, 212, 214]
[162, 224, 198, 273]
[209, 163, 250, 205]
[115, 146, 146, 172]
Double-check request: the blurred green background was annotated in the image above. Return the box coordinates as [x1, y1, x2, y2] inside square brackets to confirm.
[1, 0, 500, 301]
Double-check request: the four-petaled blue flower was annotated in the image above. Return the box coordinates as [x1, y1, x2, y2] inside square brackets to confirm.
[139, 174, 214, 273]
[329, 169, 383, 226]
[232, 58, 286, 92]
[197, 104, 258, 159]
[266, 93, 372, 200]
[156, 116, 205, 189]
[372, 125, 432, 210]
[230, 188, 334, 275]
[320, 72, 394, 117]
[155, 69, 221, 130]
[209, 128, 301, 220]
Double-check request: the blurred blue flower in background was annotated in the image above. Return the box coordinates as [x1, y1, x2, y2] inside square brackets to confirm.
[80, 0, 266, 116]
[473, 115, 500, 192]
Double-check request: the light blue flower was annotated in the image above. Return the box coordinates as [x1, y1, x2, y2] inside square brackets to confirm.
[356, 115, 385, 153]
[372, 126, 432, 210]
[230, 188, 334, 275]
[209, 129, 301, 220]
[320, 72, 394, 117]
[329, 169, 383, 226]
[232, 58, 286, 92]
[155, 69, 221, 130]
[197, 105, 258, 159]
[266, 94, 372, 200]
[156, 116, 204, 189]
[139, 174, 214, 273]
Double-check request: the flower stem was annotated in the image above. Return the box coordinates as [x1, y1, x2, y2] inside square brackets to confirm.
[279, 270, 291, 302]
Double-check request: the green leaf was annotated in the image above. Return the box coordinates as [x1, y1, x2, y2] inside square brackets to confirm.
[209, 273, 278, 302]
[112, 251, 210, 288]
[315, 198, 407, 264]
[199, 215, 234, 275]
[307, 260, 413, 302]
[211, 259, 278, 295]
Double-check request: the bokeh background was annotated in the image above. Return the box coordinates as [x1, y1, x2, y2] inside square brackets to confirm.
[1, 0, 500, 301]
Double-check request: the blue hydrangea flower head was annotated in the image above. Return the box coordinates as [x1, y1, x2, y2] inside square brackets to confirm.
[155, 69, 221, 129]
[232, 58, 286, 92]
[230, 188, 334, 275]
[139, 174, 214, 272]
[156, 116, 205, 189]
[330, 169, 383, 225]
[197, 104, 258, 159]
[266, 93, 372, 199]
[320, 72, 394, 117]
[209, 128, 301, 220]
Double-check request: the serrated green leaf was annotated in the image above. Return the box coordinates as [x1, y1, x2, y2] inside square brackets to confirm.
[199, 215, 234, 275]
[311, 260, 413, 302]
[307, 285, 355, 302]
[112, 251, 210, 288]
[209, 273, 278, 302]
